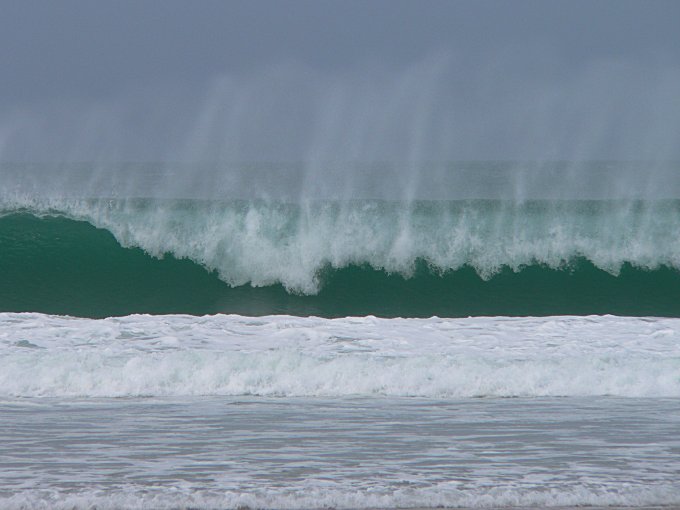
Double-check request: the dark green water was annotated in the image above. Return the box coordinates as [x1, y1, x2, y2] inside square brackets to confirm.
[2, 213, 680, 318]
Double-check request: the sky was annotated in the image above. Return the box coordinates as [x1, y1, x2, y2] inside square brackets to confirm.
[1, 0, 679, 161]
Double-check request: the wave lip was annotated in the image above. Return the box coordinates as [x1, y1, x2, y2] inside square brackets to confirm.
[2, 313, 679, 399]
[5, 197, 680, 293]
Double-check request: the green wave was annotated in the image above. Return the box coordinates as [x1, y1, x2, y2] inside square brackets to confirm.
[2, 213, 680, 318]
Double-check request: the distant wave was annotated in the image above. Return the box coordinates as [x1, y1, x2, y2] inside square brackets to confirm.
[3, 198, 680, 317]
[2, 313, 679, 398]
[5, 197, 680, 291]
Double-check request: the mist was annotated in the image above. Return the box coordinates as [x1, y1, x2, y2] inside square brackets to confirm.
[1, 1, 679, 201]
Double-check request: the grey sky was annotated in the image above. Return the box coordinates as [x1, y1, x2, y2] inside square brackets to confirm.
[1, 0, 679, 161]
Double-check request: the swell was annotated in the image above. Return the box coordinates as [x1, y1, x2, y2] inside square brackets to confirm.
[3, 212, 680, 318]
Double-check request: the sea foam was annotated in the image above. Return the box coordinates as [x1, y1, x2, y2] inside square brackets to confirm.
[4, 482, 680, 510]
[1, 313, 679, 398]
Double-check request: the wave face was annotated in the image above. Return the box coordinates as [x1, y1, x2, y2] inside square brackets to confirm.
[1, 313, 679, 398]
[3, 198, 680, 317]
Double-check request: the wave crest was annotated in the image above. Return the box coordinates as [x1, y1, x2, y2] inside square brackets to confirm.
[4, 197, 680, 294]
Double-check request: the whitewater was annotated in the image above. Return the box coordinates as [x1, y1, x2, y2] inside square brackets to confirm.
[3, 395, 679, 509]
[2, 312, 680, 509]
[1, 313, 680, 398]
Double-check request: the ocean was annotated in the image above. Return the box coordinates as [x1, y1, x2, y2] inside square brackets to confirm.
[1, 162, 679, 509]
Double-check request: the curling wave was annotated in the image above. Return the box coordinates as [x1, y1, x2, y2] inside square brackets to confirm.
[3, 198, 680, 317]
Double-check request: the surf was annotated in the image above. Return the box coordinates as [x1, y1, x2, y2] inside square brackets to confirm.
[3, 201, 680, 317]
[2, 312, 679, 398]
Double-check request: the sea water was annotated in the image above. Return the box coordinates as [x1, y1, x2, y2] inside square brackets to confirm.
[1, 163, 680, 509]
[1, 313, 680, 508]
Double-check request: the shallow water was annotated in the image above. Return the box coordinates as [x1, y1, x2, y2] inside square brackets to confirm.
[2, 312, 679, 508]
[1, 396, 679, 509]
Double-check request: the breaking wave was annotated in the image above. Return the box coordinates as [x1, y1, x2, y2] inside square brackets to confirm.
[3, 197, 680, 317]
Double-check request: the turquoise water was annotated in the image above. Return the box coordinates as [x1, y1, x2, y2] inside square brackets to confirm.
[2, 202, 680, 317]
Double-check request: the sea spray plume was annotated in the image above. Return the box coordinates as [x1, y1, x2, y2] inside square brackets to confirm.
[298, 55, 450, 202]
[1, 53, 680, 294]
[1, 52, 680, 196]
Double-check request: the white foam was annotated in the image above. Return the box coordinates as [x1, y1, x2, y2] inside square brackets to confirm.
[1, 313, 679, 398]
[3, 482, 679, 509]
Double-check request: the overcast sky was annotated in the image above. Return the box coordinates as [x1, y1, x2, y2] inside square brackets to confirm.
[1, 0, 679, 161]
